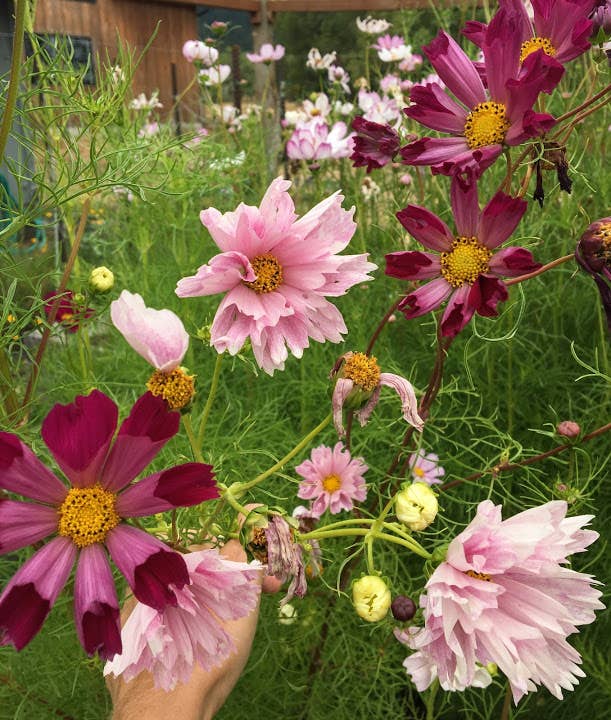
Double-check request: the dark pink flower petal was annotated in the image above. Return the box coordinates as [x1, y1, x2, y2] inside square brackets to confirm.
[401, 137, 502, 178]
[440, 284, 476, 337]
[481, 7, 522, 105]
[41, 390, 118, 488]
[105, 525, 189, 611]
[0, 500, 58, 554]
[506, 108, 557, 145]
[478, 191, 527, 248]
[404, 84, 467, 134]
[462, 20, 487, 48]
[354, 385, 381, 427]
[450, 175, 479, 237]
[101, 392, 180, 492]
[385, 251, 442, 280]
[0, 537, 77, 650]
[489, 247, 542, 277]
[74, 544, 121, 660]
[350, 116, 401, 172]
[116, 463, 218, 518]
[555, 15, 593, 62]
[505, 51, 564, 125]
[0, 433, 67, 504]
[469, 275, 509, 317]
[423, 31, 486, 108]
[395, 205, 453, 252]
[400, 277, 454, 319]
[533, 0, 594, 62]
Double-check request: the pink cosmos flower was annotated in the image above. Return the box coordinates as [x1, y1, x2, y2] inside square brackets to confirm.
[464, 0, 595, 67]
[302, 93, 331, 120]
[358, 90, 402, 128]
[385, 176, 540, 337]
[401, 8, 564, 177]
[295, 443, 368, 517]
[175, 178, 376, 374]
[200, 65, 231, 85]
[111, 290, 189, 372]
[104, 549, 261, 690]
[138, 121, 160, 138]
[372, 34, 405, 51]
[286, 120, 355, 161]
[331, 351, 424, 437]
[0, 391, 218, 658]
[328, 65, 351, 94]
[182, 41, 219, 66]
[350, 116, 401, 172]
[356, 16, 392, 34]
[306, 48, 337, 71]
[395, 500, 604, 702]
[398, 54, 423, 72]
[408, 449, 445, 485]
[246, 43, 285, 64]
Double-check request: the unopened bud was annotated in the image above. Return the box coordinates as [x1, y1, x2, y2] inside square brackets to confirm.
[556, 420, 581, 438]
[391, 595, 416, 621]
[89, 266, 114, 293]
[395, 482, 438, 531]
[352, 575, 391, 622]
[278, 603, 298, 625]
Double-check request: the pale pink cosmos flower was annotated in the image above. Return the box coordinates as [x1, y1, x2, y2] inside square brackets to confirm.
[246, 43, 285, 64]
[200, 65, 231, 85]
[331, 352, 424, 437]
[356, 16, 392, 34]
[302, 93, 331, 120]
[286, 120, 355, 161]
[182, 41, 219, 66]
[306, 48, 337, 71]
[104, 549, 261, 690]
[408, 448, 445, 485]
[175, 178, 376, 374]
[372, 34, 406, 51]
[296, 443, 367, 517]
[111, 290, 189, 373]
[358, 89, 402, 128]
[328, 65, 351, 94]
[398, 54, 423, 72]
[396, 500, 604, 703]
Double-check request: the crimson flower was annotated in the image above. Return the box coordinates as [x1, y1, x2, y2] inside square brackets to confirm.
[0, 390, 217, 659]
[350, 116, 401, 172]
[385, 176, 540, 337]
[44, 290, 94, 333]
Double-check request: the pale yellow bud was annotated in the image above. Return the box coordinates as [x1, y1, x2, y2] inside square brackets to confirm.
[89, 266, 114, 293]
[352, 575, 391, 622]
[395, 482, 438, 531]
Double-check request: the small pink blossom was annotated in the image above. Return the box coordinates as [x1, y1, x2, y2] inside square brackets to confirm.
[372, 34, 405, 51]
[182, 41, 219, 66]
[104, 549, 261, 690]
[200, 65, 231, 85]
[398, 54, 423, 72]
[306, 48, 337, 71]
[408, 449, 445, 485]
[358, 89, 402, 128]
[296, 443, 367, 517]
[396, 500, 604, 703]
[286, 120, 355, 161]
[302, 93, 331, 120]
[328, 65, 351, 94]
[246, 43, 285, 64]
[110, 290, 189, 372]
[138, 121, 159, 138]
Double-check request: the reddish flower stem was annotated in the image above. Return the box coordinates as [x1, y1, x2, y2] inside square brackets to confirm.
[365, 296, 403, 356]
[554, 82, 611, 125]
[440, 421, 611, 492]
[505, 253, 574, 286]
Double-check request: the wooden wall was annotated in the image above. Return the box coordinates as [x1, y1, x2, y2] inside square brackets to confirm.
[34, 0, 199, 121]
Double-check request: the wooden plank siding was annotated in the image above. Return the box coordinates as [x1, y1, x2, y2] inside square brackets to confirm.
[34, 0, 199, 120]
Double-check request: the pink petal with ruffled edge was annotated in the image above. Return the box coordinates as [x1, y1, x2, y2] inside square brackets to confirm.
[395, 206, 453, 253]
[41, 390, 118, 489]
[0, 500, 59, 554]
[110, 290, 189, 372]
[0, 536, 77, 650]
[404, 84, 467, 134]
[400, 277, 453, 318]
[116, 462, 218, 517]
[105, 524, 189, 611]
[478, 192, 528, 248]
[489, 247, 541, 277]
[175, 251, 255, 298]
[0, 433, 67, 504]
[379, 373, 424, 431]
[74, 544, 121, 660]
[101, 392, 179, 492]
[331, 378, 354, 437]
[440, 284, 475, 337]
[385, 251, 442, 280]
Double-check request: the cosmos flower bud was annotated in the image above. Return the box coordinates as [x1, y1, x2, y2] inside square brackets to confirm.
[395, 482, 438, 531]
[556, 420, 581, 438]
[352, 575, 392, 622]
[574, 217, 611, 332]
[278, 603, 298, 625]
[391, 594, 417, 621]
[89, 266, 114, 293]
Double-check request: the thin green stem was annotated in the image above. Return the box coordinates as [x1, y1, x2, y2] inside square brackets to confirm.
[183, 414, 205, 463]
[196, 352, 223, 449]
[426, 679, 439, 720]
[0, 348, 19, 421]
[303, 528, 431, 559]
[0, 0, 26, 163]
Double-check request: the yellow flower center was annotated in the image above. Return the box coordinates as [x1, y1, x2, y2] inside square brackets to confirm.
[57, 484, 120, 548]
[465, 570, 493, 582]
[413, 467, 425, 478]
[146, 367, 195, 410]
[594, 221, 611, 249]
[244, 254, 283, 294]
[440, 236, 492, 288]
[520, 36, 556, 63]
[342, 352, 381, 392]
[463, 101, 510, 150]
[322, 474, 342, 493]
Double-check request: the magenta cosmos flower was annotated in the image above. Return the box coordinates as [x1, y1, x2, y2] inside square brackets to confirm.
[331, 351, 424, 437]
[464, 0, 595, 68]
[395, 500, 603, 702]
[104, 549, 261, 690]
[111, 290, 194, 410]
[246, 43, 285, 64]
[408, 448, 445, 485]
[295, 442, 367, 517]
[175, 178, 376, 374]
[350, 116, 401, 172]
[0, 390, 217, 658]
[385, 176, 540, 337]
[401, 8, 564, 177]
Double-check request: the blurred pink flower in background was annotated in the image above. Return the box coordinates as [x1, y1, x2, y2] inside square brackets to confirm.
[398, 53, 423, 72]
[200, 65, 231, 85]
[356, 16, 392, 34]
[175, 178, 375, 374]
[358, 90, 402, 127]
[396, 500, 604, 702]
[246, 43, 285, 64]
[372, 34, 405, 51]
[286, 120, 355, 161]
[104, 549, 261, 690]
[303, 93, 331, 120]
[408, 449, 445, 485]
[306, 47, 337, 71]
[182, 40, 219, 66]
[296, 443, 368, 517]
[138, 121, 160, 138]
[328, 64, 351, 93]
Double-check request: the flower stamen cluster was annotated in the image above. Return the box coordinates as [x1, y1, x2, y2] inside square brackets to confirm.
[146, 367, 195, 410]
[440, 236, 492, 287]
[244, 254, 284, 294]
[342, 352, 381, 391]
[463, 102, 510, 150]
[57, 485, 120, 548]
[520, 36, 556, 63]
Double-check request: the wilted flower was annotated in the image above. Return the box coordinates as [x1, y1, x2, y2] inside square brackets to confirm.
[43, 290, 93, 333]
[395, 482, 439, 531]
[386, 175, 540, 337]
[330, 351, 423, 437]
[356, 16, 392, 34]
[396, 500, 604, 702]
[104, 549, 261, 690]
[246, 43, 285, 63]
[176, 178, 375, 374]
[574, 217, 611, 331]
[286, 120, 355, 161]
[306, 47, 337, 71]
[408, 449, 445, 485]
[89, 266, 114, 293]
[0, 391, 217, 657]
[296, 442, 367, 517]
[353, 575, 392, 622]
[351, 116, 401, 172]
[591, 0, 611, 33]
